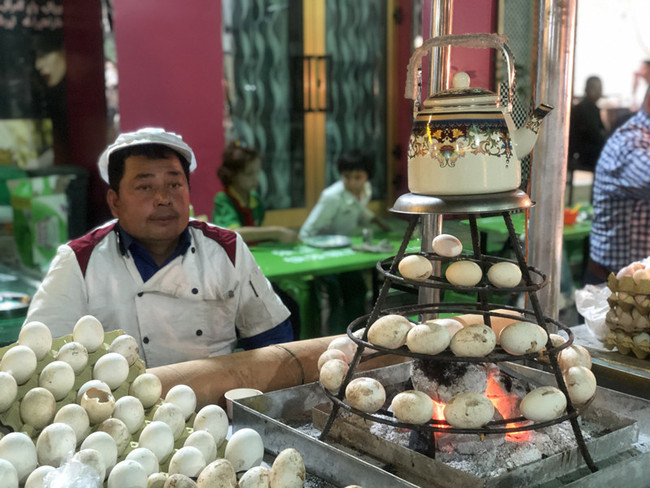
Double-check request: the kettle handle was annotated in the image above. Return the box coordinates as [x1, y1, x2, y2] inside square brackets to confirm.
[405, 33, 515, 112]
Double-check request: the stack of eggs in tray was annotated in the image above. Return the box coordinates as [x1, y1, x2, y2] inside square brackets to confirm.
[0, 316, 306, 488]
[317, 233, 598, 429]
[604, 262, 650, 359]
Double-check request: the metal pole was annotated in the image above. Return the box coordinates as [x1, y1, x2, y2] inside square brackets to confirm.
[420, 0, 453, 315]
[529, 0, 577, 323]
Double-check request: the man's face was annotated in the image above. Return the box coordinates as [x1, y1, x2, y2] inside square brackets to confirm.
[341, 169, 368, 198]
[232, 158, 261, 195]
[107, 154, 190, 249]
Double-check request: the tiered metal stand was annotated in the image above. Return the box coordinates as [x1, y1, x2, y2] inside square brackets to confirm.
[319, 190, 598, 473]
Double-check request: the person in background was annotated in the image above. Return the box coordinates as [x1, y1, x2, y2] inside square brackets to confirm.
[213, 141, 301, 339]
[586, 86, 650, 284]
[24, 128, 293, 367]
[568, 76, 607, 170]
[212, 141, 298, 243]
[32, 30, 69, 166]
[299, 151, 388, 335]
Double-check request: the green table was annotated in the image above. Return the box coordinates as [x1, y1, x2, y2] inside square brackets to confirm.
[250, 233, 419, 339]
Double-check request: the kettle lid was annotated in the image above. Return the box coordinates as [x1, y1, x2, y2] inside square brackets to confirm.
[423, 72, 499, 109]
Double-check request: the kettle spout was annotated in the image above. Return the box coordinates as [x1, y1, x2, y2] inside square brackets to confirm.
[512, 103, 553, 159]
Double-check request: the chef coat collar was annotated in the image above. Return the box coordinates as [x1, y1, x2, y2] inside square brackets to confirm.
[116, 223, 192, 282]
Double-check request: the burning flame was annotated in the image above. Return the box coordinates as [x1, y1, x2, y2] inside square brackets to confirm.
[431, 371, 532, 442]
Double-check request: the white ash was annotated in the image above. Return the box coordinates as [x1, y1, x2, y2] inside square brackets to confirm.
[411, 361, 494, 402]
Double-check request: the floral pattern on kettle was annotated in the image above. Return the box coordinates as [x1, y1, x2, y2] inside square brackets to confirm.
[408, 119, 513, 168]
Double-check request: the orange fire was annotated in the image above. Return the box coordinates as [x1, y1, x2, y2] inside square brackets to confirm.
[431, 371, 532, 442]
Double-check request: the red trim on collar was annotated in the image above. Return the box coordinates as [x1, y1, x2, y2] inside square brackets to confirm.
[69, 222, 118, 277]
[188, 220, 238, 265]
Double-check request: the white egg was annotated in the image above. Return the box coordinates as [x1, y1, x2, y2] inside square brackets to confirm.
[53, 403, 90, 445]
[129, 373, 163, 409]
[239, 466, 271, 488]
[107, 459, 147, 488]
[36, 422, 77, 467]
[39, 360, 76, 401]
[424, 318, 464, 337]
[499, 321, 548, 355]
[165, 384, 197, 420]
[319, 358, 349, 392]
[487, 262, 523, 288]
[432, 233, 463, 257]
[224, 428, 264, 472]
[169, 446, 206, 477]
[24, 465, 56, 488]
[0, 459, 18, 488]
[327, 336, 358, 363]
[193, 404, 229, 448]
[126, 447, 159, 477]
[138, 420, 175, 464]
[93, 352, 130, 390]
[73, 315, 105, 353]
[406, 323, 451, 355]
[113, 395, 145, 434]
[549, 333, 567, 347]
[72, 448, 107, 482]
[367, 314, 412, 349]
[444, 392, 495, 428]
[558, 344, 592, 371]
[398, 254, 433, 281]
[80, 431, 118, 473]
[97, 418, 131, 456]
[0, 345, 37, 384]
[520, 386, 567, 422]
[147, 472, 168, 488]
[76, 379, 112, 403]
[270, 448, 305, 488]
[564, 366, 597, 405]
[20, 387, 56, 429]
[0, 432, 37, 483]
[450, 324, 496, 357]
[345, 377, 386, 413]
[108, 334, 140, 366]
[445, 260, 483, 287]
[153, 402, 186, 440]
[18, 321, 52, 361]
[0, 371, 17, 413]
[56, 341, 89, 375]
[391, 390, 435, 424]
[183, 430, 217, 464]
[80, 387, 116, 425]
[317, 348, 349, 370]
[196, 459, 237, 488]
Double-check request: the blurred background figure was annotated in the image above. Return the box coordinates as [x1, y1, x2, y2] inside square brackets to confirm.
[32, 30, 69, 166]
[632, 60, 650, 111]
[568, 76, 607, 171]
[213, 141, 298, 244]
[213, 141, 301, 339]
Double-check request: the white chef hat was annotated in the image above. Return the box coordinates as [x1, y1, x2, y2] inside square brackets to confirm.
[97, 127, 197, 183]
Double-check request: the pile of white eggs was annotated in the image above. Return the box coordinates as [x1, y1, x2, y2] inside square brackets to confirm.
[317, 314, 598, 431]
[0, 315, 308, 488]
[397, 233, 523, 288]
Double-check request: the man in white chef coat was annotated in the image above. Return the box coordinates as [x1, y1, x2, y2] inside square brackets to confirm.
[24, 128, 293, 367]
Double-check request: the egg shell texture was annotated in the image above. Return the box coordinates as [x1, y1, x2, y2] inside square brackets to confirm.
[0, 432, 37, 483]
[443, 392, 495, 428]
[319, 359, 349, 392]
[520, 386, 567, 422]
[239, 466, 271, 488]
[270, 448, 306, 488]
[107, 459, 148, 488]
[445, 260, 483, 287]
[165, 384, 197, 421]
[432, 233, 463, 257]
[391, 390, 435, 424]
[564, 366, 597, 404]
[18, 321, 52, 361]
[367, 314, 412, 349]
[196, 459, 237, 488]
[169, 446, 206, 477]
[398, 255, 433, 281]
[73, 315, 105, 353]
[450, 324, 496, 357]
[499, 321, 548, 355]
[225, 428, 264, 472]
[406, 323, 451, 355]
[487, 262, 522, 288]
[345, 377, 386, 413]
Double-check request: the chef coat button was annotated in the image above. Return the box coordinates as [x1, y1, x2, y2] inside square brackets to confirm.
[191, 247, 196, 253]
[196, 329, 203, 336]
[143, 336, 149, 344]
[228, 290, 234, 298]
[137, 292, 143, 297]
[191, 288, 199, 294]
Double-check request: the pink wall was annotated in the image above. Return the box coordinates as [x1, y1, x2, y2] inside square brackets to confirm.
[113, 0, 223, 218]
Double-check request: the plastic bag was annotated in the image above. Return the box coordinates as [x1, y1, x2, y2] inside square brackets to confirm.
[574, 283, 611, 340]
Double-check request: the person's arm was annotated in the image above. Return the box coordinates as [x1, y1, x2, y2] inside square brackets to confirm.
[24, 245, 88, 337]
[239, 318, 293, 349]
[232, 226, 298, 244]
[298, 191, 339, 239]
